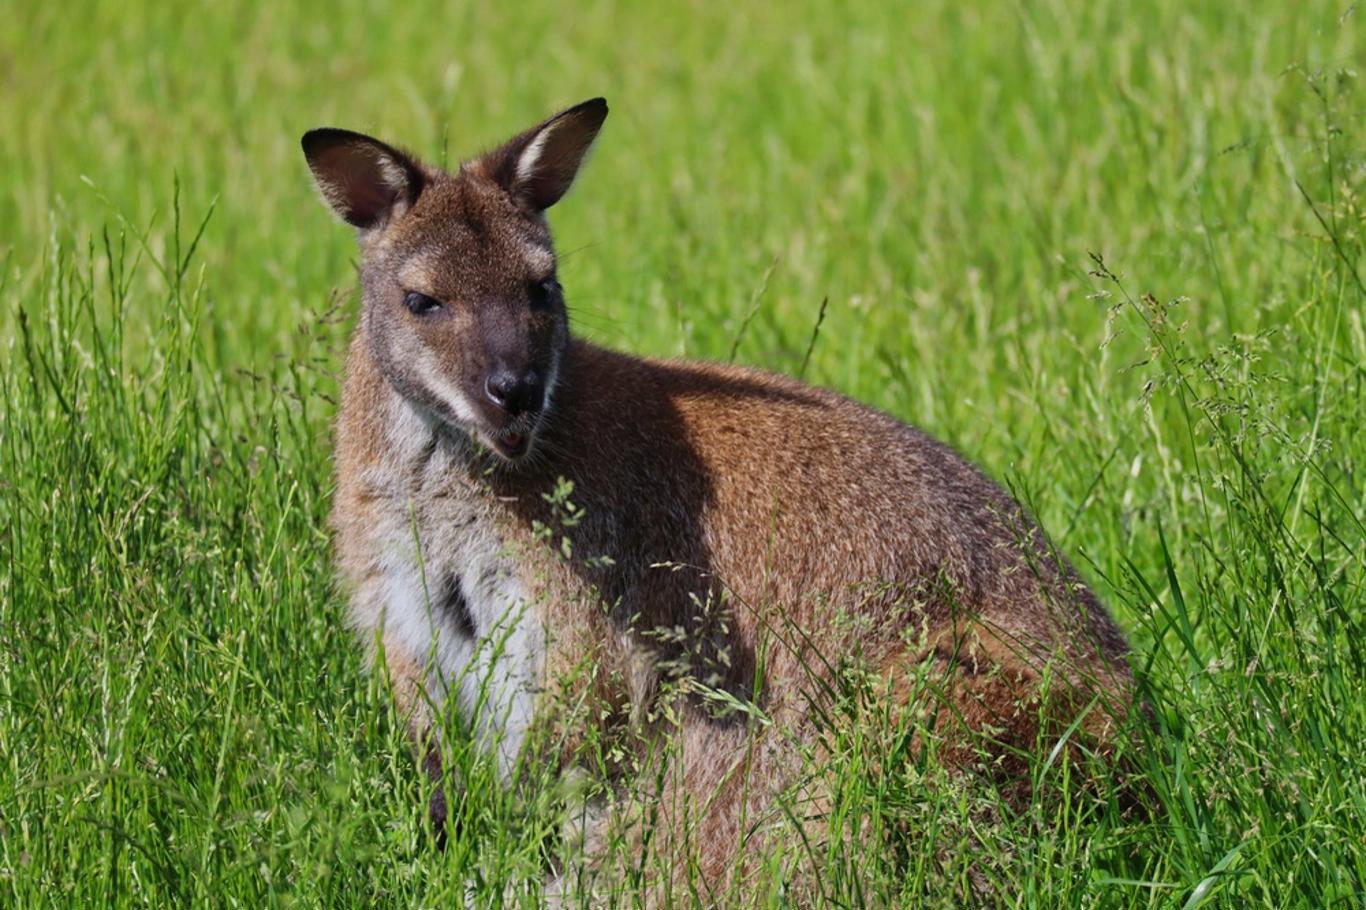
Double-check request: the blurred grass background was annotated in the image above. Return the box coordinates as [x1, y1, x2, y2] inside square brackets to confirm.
[1, 0, 1362, 906]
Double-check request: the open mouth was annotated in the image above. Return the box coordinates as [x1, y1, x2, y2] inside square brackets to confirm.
[488, 426, 532, 460]
[474, 394, 548, 463]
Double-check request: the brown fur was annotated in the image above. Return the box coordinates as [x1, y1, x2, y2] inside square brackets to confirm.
[306, 99, 1136, 901]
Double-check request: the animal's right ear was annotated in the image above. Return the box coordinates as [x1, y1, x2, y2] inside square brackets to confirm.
[301, 128, 424, 230]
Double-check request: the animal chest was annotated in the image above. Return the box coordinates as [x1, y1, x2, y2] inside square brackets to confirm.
[347, 415, 547, 779]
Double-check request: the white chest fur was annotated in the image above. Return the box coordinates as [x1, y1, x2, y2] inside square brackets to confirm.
[350, 395, 545, 780]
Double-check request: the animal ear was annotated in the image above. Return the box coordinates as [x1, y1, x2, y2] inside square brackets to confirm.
[479, 98, 608, 212]
[301, 128, 424, 229]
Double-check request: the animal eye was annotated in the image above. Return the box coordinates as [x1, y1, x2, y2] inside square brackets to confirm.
[404, 291, 444, 315]
[528, 277, 559, 311]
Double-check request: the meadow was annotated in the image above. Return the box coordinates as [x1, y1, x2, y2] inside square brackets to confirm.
[1, 0, 1363, 906]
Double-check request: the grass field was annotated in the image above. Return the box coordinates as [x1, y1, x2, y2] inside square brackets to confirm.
[2, 0, 1363, 906]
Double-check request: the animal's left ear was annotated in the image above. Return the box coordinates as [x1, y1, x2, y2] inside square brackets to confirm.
[478, 98, 608, 212]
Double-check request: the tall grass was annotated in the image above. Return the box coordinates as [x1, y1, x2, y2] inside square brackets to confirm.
[1, 0, 1362, 906]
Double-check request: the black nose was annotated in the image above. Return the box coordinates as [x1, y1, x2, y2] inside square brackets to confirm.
[484, 368, 544, 417]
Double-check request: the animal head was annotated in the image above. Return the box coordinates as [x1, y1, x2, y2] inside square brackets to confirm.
[303, 98, 608, 462]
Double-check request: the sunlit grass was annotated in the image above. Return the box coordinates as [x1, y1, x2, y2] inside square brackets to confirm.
[1, 0, 1362, 906]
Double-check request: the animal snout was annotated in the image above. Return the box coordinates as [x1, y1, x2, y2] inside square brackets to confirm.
[483, 367, 545, 417]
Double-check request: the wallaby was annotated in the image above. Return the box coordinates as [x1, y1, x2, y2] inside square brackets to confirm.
[305, 98, 1135, 902]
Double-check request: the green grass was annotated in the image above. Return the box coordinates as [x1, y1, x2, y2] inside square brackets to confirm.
[1, 0, 1363, 905]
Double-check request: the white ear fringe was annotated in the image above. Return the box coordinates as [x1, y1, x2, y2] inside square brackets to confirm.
[514, 127, 554, 185]
[376, 156, 409, 194]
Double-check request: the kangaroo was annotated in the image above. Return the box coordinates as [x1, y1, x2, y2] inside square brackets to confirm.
[305, 98, 1135, 902]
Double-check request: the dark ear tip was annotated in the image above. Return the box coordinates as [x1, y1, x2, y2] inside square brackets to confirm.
[301, 127, 375, 160]
[572, 97, 608, 122]
[301, 128, 338, 159]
